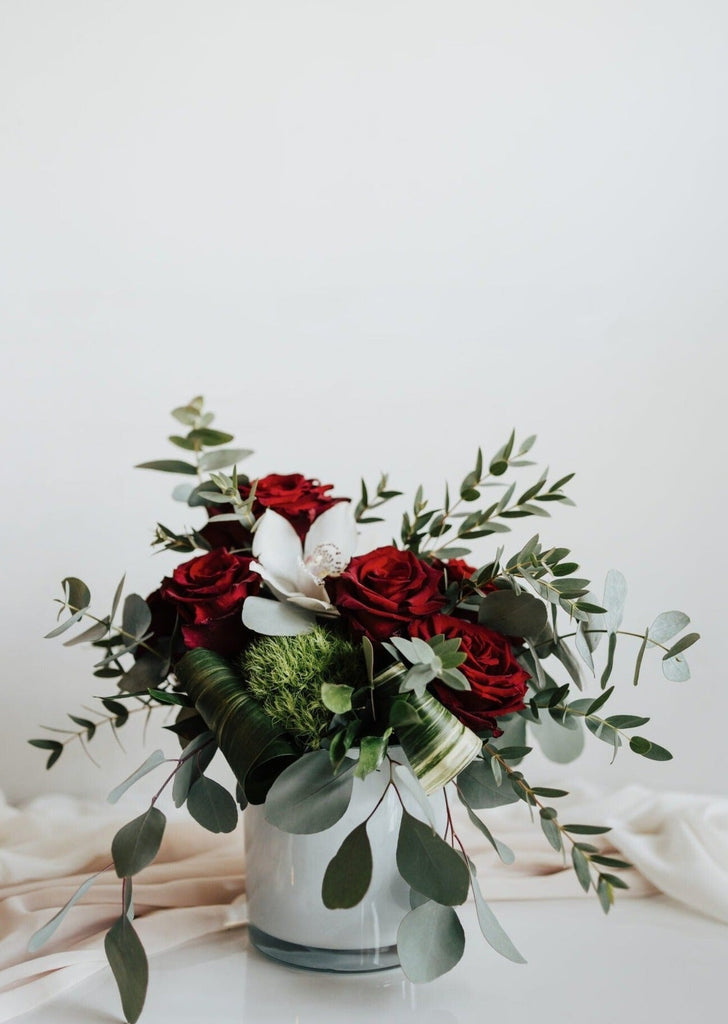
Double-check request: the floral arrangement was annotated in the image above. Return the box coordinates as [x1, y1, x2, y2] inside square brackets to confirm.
[30, 396, 699, 1023]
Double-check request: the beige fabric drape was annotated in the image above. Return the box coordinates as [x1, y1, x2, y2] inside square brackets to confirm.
[1, 783, 726, 1022]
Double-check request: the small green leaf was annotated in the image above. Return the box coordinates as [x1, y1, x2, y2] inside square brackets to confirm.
[633, 629, 649, 686]
[393, 764, 438, 832]
[354, 733, 391, 780]
[107, 750, 166, 805]
[600, 633, 617, 689]
[629, 736, 673, 761]
[198, 448, 253, 472]
[603, 570, 627, 634]
[322, 822, 372, 909]
[104, 914, 148, 1024]
[539, 809, 562, 852]
[460, 801, 515, 864]
[186, 776, 238, 833]
[122, 595, 152, 643]
[396, 810, 469, 906]
[469, 862, 526, 963]
[321, 682, 354, 714]
[135, 459, 198, 475]
[148, 688, 190, 706]
[111, 807, 166, 877]
[187, 428, 234, 446]
[586, 686, 614, 717]
[29, 868, 106, 952]
[571, 846, 591, 892]
[63, 618, 110, 647]
[457, 758, 519, 809]
[562, 823, 611, 835]
[662, 632, 700, 660]
[389, 699, 422, 729]
[28, 738, 63, 769]
[648, 610, 690, 646]
[397, 902, 466, 982]
[172, 732, 216, 808]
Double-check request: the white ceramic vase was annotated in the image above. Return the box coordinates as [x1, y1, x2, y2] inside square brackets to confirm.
[245, 749, 446, 971]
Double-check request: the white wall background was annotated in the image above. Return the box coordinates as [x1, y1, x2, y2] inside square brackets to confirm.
[1, 0, 725, 803]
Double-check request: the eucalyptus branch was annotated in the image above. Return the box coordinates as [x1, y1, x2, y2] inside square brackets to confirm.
[483, 746, 626, 905]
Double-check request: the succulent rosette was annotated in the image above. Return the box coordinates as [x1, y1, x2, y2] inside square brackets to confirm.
[32, 397, 699, 1023]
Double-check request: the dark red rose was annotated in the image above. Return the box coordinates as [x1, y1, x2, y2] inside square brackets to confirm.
[200, 473, 348, 548]
[443, 558, 476, 583]
[329, 546, 445, 642]
[159, 549, 260, 656]
[411, 613, 529, 733]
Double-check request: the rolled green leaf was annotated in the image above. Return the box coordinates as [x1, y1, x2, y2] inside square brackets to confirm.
[397, 691, 481, 795]
[175, 648, 298, 804]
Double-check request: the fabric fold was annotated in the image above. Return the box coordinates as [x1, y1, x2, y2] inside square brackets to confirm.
[1, 783, 726, 1022]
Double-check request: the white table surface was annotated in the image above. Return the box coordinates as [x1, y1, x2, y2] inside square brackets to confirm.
[12, 896, 727, 1024]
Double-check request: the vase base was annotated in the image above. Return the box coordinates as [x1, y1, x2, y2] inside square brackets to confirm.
[248, 925, 401, 973]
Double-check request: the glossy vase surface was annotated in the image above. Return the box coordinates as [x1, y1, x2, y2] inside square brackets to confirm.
[245, 749, 445, 972]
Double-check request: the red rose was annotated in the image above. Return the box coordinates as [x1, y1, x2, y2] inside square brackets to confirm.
[411, 613, 529, 733]
[159, 549, 260, 656]
[433, 558, 477, 585]
[201, 473, 348, 548]
[329, 546, 445, 642]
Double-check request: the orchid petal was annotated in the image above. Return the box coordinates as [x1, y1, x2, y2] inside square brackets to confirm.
[242, 596, 316, 636]
[293, 560, 332, 602]
[305, 502, 358, 563]
[289, 592, 339, 614]
[251, 560, 300, 600]
[252, 510, 303, 581]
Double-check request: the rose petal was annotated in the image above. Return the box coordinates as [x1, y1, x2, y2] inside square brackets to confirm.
[241, 596, 316, 636]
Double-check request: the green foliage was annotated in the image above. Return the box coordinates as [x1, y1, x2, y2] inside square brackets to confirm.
[322, 823, 373, 909]
[242, 627, 366, 749]
[111, 807, 166, 878]
[104, 912, 148, 1024]
[264, 749, 355, 834]
[397, 902, 466, 982]
[396, 810, 469, 906]
[175, 648, 298, 804]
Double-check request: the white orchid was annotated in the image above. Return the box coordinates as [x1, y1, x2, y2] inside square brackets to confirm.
[242, 502, 357, 636]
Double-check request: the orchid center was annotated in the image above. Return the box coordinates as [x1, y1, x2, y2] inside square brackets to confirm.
[303, 543, 347, 584]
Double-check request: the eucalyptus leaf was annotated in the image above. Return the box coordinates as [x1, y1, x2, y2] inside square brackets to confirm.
[135, 459, 197, 475]
[468, 862, 526, 963]
[321, 822, 372, 909]
[457, 758, 519, 809]
[111, 807, 166, 878]
[104, 914, 148, 1024]
[172, 732, 217, 807]
[107, 750, 166, 805]
[397, 902, 465, 983]
[662, 654, 691, 682]
[63, 618, 110, 647]
[460, 801, 515, 864]
[393, 764, 438, 831]
[648, 610, 690, 647]
[529, 711, 585, 764]
[121, 595, 152, 643]
[397, 810, 469, 905]
[478, 590, 547, 639]
[264, 750, 355, 834]
[603, 570, 627, 634]
[186, 776, 239, 833]
[198, 448, 253, 472]
[28, 868, 107, 952]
